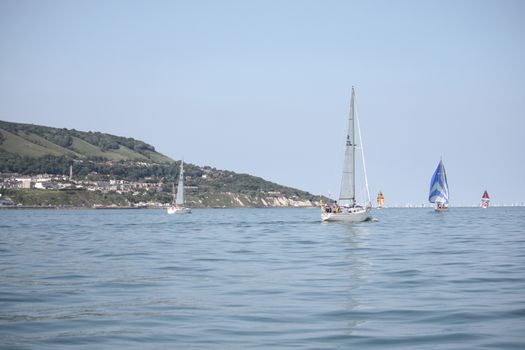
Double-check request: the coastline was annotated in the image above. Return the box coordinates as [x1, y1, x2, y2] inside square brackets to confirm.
[0, 205, 318, 210]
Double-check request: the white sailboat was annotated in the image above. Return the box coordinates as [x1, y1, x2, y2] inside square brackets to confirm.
[167, 159, 192, 214]
[321, 87, 372, 222]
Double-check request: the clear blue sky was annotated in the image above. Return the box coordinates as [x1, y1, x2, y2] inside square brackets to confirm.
[1, 0, 524, 206]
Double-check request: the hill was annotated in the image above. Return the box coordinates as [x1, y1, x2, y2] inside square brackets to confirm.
[0, 120, 320, 208]
[0, 120, 172, 163]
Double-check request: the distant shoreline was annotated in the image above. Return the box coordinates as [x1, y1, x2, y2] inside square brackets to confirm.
[0, 205, 151, 210]
[0, 205, 318, 210]
[2, 205, 524, 211]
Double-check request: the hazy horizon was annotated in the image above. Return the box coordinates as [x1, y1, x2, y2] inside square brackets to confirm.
[1, 0, 524, 206]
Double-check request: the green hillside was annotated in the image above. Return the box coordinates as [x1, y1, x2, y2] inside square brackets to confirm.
[0, 120, 321, 208]
[0, 120, 172, 162]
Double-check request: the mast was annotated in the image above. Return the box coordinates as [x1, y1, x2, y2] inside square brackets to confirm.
[351, 86, 356, 206]
[339, 87, 356, 207]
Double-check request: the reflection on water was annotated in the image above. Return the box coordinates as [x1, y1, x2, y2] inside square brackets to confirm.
[342, 227, 364, 335]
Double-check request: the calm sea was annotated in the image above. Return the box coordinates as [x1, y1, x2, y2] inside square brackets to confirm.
[1, 207, 524, 349]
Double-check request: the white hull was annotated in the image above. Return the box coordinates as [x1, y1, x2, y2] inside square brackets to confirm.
[321, 207, 371, 222]
[167, 206, 192, 214]
[434, 206, 448, 212]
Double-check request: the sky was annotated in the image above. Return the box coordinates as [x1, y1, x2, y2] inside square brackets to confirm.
[1, 0, 524, 206]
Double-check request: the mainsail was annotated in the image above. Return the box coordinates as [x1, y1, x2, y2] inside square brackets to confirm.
[175, 160, 185, 206]
[339, 87, 356, 207]
[429, 160, 449, 204]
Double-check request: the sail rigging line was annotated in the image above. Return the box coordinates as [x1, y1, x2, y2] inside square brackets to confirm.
[354, 94, 371, 208]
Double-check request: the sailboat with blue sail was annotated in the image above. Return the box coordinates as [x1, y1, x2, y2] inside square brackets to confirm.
[429, 159, 449, 211]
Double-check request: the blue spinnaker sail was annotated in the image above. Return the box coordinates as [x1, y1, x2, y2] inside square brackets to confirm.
[429, 160, 449, 204]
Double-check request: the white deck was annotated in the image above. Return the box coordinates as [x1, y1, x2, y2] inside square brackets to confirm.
[321, 207, 370, 222]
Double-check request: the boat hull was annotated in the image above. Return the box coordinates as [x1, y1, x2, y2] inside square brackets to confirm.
[321, 207, 371, 222]
[167, 206, 192, 214]
[434, 206, 448, 212]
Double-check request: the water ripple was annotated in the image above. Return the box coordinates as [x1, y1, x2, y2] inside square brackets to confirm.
[1, 207, 524, 349]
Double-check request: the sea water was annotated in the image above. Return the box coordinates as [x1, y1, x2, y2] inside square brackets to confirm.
[1, 207, 524, 349]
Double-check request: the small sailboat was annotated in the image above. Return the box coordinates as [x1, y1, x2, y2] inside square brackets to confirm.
[321, 87, 372, 222]
[481, 190, 490, 208]
[429, 159, 449, 211]
[377, 191, 384, 209]
[167, 159, 192, 214]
